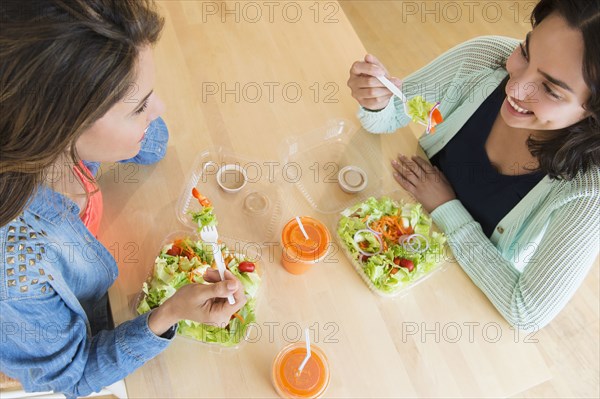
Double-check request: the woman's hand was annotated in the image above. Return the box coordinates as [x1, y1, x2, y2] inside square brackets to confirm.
[148, 269, 247, 335]
[392, 154, 456, 213]
[347, 54, 403, 111]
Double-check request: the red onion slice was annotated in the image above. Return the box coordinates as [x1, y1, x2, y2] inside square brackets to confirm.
[365, 219, 382, 235]
[353, 229, 383, 256]
[399, 233, 429, 253]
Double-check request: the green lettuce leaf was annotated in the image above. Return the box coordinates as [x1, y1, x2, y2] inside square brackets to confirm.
[190, 206, 218, 229]
[406, 96, 436, 124]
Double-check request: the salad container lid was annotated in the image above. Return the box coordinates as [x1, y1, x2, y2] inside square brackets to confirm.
[177, 147, 283, 245]
[279, 119, 384, 214]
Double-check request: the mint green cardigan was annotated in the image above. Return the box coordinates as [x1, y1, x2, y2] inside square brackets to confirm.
[358, 36, 600, 329]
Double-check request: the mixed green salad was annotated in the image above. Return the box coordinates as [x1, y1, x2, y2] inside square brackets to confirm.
[337, 197, 446, 294]
[136, 188, 261, 346]
[406, 96, 443, 134]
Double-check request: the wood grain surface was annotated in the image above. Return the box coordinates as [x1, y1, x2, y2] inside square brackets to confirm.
[96, 1, 596, 398]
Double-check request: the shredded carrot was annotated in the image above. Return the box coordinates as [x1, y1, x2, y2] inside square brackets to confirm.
[180, 240, 197, 260]
[232, 313, 245, 324]
[368, 216, 413, 244]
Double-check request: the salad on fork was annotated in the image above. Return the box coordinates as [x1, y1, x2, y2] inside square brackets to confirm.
[377, 75, 444, 134]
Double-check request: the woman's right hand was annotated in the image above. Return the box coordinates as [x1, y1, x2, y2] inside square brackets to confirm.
[148, 269, 247, 335]
[347, 54, 403, 111]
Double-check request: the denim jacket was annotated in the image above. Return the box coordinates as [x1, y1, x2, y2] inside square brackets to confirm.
[0, 117, 172, 398]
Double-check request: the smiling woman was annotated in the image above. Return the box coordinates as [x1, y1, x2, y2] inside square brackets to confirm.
[347, 0, 600, 330]
[507, 3, 600, 180]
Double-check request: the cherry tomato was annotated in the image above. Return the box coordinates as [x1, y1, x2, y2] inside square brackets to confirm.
[399, 258, 415, 272]
[192, 187, 212, 207]
[428, 108, 444, 133]
[238, 261, 255, 273]
[166, 246, 182, 257]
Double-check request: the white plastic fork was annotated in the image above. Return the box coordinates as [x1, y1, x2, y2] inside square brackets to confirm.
[376, 75, 409, 114]
[199, 225, 235, 305]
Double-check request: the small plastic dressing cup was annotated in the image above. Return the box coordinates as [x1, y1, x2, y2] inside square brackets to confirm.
[338, 165, 368, 193]
[216, 164, 247, 193]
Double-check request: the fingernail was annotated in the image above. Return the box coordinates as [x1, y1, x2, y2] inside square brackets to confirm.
[391, 159, 398, 166]
[226, 281, 237, 290]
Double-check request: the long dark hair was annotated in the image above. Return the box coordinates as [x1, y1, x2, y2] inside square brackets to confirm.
[0, 0, 164, 226]
[527, 0, 600, 180]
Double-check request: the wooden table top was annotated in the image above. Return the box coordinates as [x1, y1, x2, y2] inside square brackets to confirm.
[99, 1, 551, 397]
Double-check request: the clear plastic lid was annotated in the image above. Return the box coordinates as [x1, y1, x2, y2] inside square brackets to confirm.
[134, 230, 266, 353]
[177, 147, 283, 245]
[279, 119, 384, 214]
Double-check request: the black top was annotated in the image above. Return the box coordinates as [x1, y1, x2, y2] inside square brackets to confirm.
[430, 78, 545, 237]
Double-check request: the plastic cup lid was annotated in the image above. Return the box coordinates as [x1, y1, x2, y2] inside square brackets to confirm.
[281, 217, 330, 260]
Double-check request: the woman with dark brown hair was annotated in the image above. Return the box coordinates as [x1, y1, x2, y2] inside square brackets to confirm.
[0, 1, 246, 396]
[348, 0, 599, 329]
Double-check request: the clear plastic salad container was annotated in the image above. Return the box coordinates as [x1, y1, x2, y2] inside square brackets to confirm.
[335, 194, 448, 298]
[135, 230, 265, 353]
[177, 147, 283, 245]
[279, 119, 384, 214]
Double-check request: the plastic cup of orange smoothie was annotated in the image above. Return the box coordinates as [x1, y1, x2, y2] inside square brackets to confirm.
[272, 342, 330, 399]
[281, 217, 330, 275]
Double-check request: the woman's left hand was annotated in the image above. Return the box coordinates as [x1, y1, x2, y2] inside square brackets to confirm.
[391, 154, 456, 213]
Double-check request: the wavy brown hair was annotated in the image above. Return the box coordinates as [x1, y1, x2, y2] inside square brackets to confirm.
[0, 0, 164, 226]
[526, 0, 600, 180]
